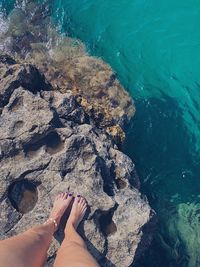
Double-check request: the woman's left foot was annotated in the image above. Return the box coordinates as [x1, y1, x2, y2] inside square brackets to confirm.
[48, 192, 73, 229]
[65, 195, 87, 233]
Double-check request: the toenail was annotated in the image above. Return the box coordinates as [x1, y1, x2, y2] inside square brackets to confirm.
[69, 193, 72, 196]
[77, 194, 81, 197]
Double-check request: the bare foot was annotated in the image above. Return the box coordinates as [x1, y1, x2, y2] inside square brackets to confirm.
[66, 195, 87, 231]
[48, 192, 73, 228]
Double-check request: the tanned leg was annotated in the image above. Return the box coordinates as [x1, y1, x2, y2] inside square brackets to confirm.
[0, 192, 73, 267]
[53, 195, 100, 267]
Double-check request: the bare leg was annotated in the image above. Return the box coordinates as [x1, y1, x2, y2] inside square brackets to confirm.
[0, 193, 73, 267]
[53, 195, 100, 267]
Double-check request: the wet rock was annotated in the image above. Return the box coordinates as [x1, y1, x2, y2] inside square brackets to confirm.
[0, 2, 135, 143]
[33, 52, 136, 136]
[0, 59, 155, 267]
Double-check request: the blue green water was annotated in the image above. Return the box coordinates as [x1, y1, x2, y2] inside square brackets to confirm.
[1, 1, 200, 266]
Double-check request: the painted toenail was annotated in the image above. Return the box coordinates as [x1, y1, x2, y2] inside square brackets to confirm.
[69, 193, 72, 196]
[77, 194, 81, 197]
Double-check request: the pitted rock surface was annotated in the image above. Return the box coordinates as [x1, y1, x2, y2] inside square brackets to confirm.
[0, 59, 154, 267]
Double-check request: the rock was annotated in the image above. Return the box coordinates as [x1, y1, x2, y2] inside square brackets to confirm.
[106, 125, 126, 146]
[0, 2, 135, 143]
[0, 58, 155, 267]
[0, 54, 17, 65]
[43, 90, 90, 126]
[30, 50, 135, 144]
[32, 53, 136, 135]
[0, 60, 51, 108]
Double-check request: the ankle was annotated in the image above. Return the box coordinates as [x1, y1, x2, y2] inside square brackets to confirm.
[44, 218, 59, 232]
[64, 221, 76, 236]
[49, 213, 61, 224]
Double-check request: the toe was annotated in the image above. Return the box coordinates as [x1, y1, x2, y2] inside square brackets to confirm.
[81, 203, 87, 212]
[67, 193, 73, 201]
[80, 197, 86, 205]
[68, 192, 73, 198]
[73, 196, 79, 207]
[77, 194, 81, 202]
[63, 192, 68, 199]
[79, 197, 84, 203]
[57, 193, 62, 199]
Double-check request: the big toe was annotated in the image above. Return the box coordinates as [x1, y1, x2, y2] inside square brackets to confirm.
[73, 195, 80, 206]
[66, 193, 73, 202]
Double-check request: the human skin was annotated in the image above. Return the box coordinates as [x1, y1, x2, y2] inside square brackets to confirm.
[0, 193, 99, 267]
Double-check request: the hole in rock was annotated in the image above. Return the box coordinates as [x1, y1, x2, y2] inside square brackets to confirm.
[24, 131, 64, 156]
[99, 210, 117, 236]
[8, 179, 38, 214]
[103, 184, 114, 196]
[110, 98, 119, 108]
[116, 178, 127, 189]
[14, 120, 24, 131]
[29, 125, 38, 132]
[45, 131, 64, 155]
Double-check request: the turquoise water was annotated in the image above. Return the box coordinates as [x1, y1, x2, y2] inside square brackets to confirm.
[1, 1, 200, 266]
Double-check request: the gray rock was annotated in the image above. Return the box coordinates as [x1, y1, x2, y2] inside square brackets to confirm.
[0, 61, 51, 108]
[0, 59, 155, 267]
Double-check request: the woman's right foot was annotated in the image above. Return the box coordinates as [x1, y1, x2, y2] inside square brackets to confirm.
[48, 192, 73, 231]
[65, 195, 87, 231]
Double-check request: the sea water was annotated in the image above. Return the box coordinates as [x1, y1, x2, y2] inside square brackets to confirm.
[1, 1, 200, 266]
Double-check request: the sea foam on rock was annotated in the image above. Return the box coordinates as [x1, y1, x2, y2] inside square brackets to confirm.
[0, 56, 154, 267]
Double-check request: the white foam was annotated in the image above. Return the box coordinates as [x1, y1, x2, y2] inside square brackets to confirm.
[0, 11, 9, 52]
[0, 12, 8, 36]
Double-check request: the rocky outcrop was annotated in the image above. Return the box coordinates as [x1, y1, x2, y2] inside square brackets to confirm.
[0, 57, 154, 267]
[0, 3, 135, 143]
[29, 49, 135, 133]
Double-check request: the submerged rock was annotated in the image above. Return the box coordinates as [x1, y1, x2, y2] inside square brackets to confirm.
[0, 1, 135, 143]
[0, 58, 154, 267]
